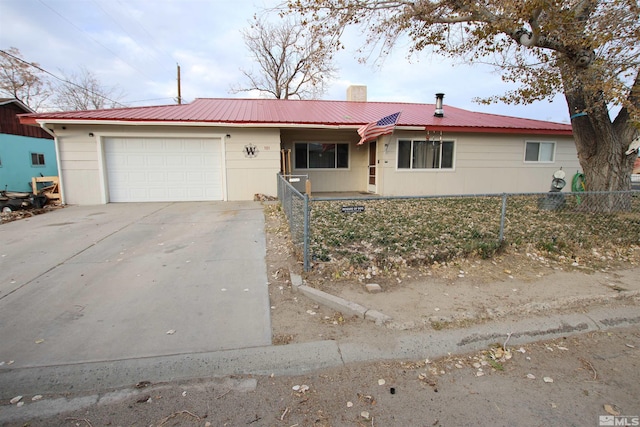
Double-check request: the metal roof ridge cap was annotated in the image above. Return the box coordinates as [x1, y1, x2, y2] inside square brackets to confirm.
[27, 119, 364, 129]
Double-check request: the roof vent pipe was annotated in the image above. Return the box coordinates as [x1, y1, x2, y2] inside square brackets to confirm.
[434, 93, 444, 117]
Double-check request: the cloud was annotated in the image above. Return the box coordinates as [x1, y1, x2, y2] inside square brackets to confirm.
[0, 0, 570, 121]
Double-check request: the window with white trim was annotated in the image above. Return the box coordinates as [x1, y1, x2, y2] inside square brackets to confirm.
[525, 141, 555, 162]
[294, 142, 349, 169]
[397, 139, 454, 169]
[31, 152, 46, 166]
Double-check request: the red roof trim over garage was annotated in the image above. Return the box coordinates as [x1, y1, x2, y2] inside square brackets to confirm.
[19, 98, 573, 135]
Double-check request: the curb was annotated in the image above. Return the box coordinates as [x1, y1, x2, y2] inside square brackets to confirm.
[290, 272, 392, 326]
[0, 306, 638, 422]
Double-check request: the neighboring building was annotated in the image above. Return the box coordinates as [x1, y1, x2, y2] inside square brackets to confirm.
[19, 88, 580, 205]
[0, 98, 57, 192]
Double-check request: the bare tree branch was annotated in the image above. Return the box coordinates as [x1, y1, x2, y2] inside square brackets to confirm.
[52, 67, 126, 111]
[231, 17, 337, 99]
[0, 47, 52, 111]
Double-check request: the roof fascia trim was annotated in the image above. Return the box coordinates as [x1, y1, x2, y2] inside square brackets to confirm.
[426, 125, 573, 136]
[23, 119, 572, 136]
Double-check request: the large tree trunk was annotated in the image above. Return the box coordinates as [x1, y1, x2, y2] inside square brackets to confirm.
[560, 60, 637, 211]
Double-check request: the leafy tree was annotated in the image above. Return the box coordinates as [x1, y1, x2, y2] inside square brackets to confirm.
[0, 47, 52, 111]
[52, 67, 125, 111]
[232, 17, 337, 99]
[287, 0, 640, 201]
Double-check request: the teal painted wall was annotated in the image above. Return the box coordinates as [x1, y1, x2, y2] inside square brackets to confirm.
[0, 134, 58, 192]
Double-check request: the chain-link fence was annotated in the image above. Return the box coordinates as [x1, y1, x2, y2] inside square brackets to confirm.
[277, 174, 640, 272]
[277, 174, 310, 270]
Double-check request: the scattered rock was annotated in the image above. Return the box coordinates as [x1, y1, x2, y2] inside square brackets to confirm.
[31, 395, 43, 401]
[604, 404, 620, 416]
[10, 396, 22, 404]
[347, 401, 353, 408]
[254, 194, 277, 201]
[166, 329, 176, 335]
[136, 395, 151, 404]
[378, 379, 386, 386]
[366, 283, 382, 293]
[526, 374, 536, 380]
[360, 411, 370, 420]
[543, 377, 554, 383]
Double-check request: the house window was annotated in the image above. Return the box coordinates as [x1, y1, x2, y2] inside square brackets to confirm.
[397, 139, 454, 169]
[31, 152, 46, 166]
[294, 143, 349, 169]
[525, 141, 555, 162]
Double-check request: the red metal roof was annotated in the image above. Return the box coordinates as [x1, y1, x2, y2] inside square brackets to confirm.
[19, 98, 573, 135]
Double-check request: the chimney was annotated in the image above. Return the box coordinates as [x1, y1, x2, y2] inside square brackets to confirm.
[347, 85, 367, 102]
[434, 93, 445, 117]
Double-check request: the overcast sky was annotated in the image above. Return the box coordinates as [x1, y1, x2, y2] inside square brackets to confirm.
[0, 0, 571, 122]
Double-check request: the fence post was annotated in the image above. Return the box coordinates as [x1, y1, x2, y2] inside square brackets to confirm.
[303, 193, 310, 271]
[499, 193, 507, 242]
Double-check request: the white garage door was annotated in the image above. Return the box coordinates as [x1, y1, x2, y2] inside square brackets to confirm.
[105, 137, 223, 202]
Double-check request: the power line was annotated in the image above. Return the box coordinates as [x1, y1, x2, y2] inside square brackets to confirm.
[114, 0, 177, 65]
[36, 0, 155, 81]
[125, 97, 178, 104]
[0, 49, 127, 108]
[90, 0, 175, 77]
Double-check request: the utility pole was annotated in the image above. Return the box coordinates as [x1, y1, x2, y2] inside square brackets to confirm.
[177, 63, 182, 105]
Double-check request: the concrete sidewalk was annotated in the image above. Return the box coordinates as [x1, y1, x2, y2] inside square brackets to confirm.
[0, 202, 271, 369]
[1, 304, 638, 402]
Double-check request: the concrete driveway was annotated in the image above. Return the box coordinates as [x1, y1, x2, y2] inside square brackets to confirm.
[0, 202, 271, 368]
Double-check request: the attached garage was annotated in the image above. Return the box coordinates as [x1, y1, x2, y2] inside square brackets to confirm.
[104, 137, 224, 202]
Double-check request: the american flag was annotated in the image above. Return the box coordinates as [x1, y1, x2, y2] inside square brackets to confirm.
[357, 112, 401, 145]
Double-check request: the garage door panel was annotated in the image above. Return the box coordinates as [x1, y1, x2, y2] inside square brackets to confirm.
[147, 171, 168, 182]
[105, 137, 223, 202]
[166, 156, 185, 167]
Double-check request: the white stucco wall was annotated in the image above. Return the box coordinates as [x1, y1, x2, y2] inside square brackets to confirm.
[281, 129, 368, 193]
[51, 124, 281, 204]
[51, 122, 579, 204]
[378, 132, 580, 195]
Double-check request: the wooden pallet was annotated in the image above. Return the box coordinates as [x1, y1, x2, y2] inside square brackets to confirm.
[31, 176, 60, 200]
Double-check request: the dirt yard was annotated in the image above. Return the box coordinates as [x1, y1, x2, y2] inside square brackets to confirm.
[264, 202, 640, 345]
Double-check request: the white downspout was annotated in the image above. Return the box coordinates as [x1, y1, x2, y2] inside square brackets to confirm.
[38, 122, 65, 205]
